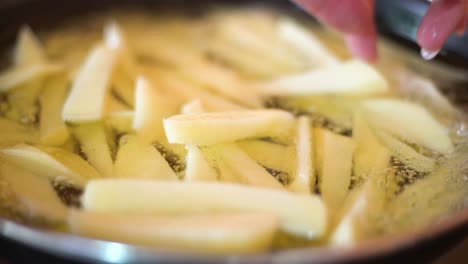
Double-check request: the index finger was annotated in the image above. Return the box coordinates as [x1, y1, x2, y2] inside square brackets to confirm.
[292, 0, 375, 35]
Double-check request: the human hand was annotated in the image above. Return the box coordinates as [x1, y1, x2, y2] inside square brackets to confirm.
[293, 0, 468, 62]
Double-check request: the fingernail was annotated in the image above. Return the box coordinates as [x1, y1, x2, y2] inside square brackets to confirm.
[420, 48, 440, 60]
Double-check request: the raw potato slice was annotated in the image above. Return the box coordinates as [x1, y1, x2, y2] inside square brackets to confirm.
[39, 77, 70, 146]
[376, 131, 435, 173]
[0, 145, 100, 186]
[315, 128, 355, 216]
[330, 179, 385, 246]
[185, 145, 218, 181]
[218, 144, 283, 189]
[164, 110, 295, 145]
[238, 140, 292, 173]
[114, 135, 177, 180]
[277, 19, 338, 67]
[72, 123, 114, 177]
[14, 26, 46, 66]
[352, 111, 391, 179]
[82, 180, 327, 238]
[259, 60, 388, 96]
[0, 117, 38, 145]
[0, 63, 62, 92]
[62, 45, 117, 122]
[69, 211, 277, 254]
[181, 99, 205, 114]
[0, 162, 68, 223]
[133, 77, 178, 141]
[362, 99, 454, 154]
[289, 116, 314, 194]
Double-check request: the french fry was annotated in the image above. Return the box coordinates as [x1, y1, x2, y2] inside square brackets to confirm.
[214, 20, 304, 72]
[205, 38, 286, 78]
[258, 60, 388, 96]
[0, 63, 61, 92]
[14, 26, 46, 66]
[278, 95, 357, 129]
[362, 99, 453, 155]
[177, 62, 263, 108]
[104, 22, 137, 107]
[0, 26, 61, 92]
[238, 140, 293, 173]
[69, 211, 277, 253]
[113, 135, 178, 180]
[314, 128, 355, 217]
[330, 178, 385, 246]
[277, 19, 338, 67]
[0, 144, 100, 187]
[0, 161, 68, 223]
[218, 143, 283, 189]
[82, 179, 327, 238]
[164, 110, 295, 145]
[104, 21, 137, 74]
[105, 111, 134, 134]
[133, 77, 179, 141]
[217, 160, 241, 183]
[375, 131, 435, 173]
[352, 111, 391, 179]
[72, 123, 114, 177]
[181, 99, 205, 114]
[289, 116, 314, 194]
[62, 45, 117, 122]
[184, 145, 217, 182]
[146, 68, 247, 112]
[39, 77, 70, 146]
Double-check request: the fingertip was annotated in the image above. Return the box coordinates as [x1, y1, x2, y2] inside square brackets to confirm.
[344, 33, 378, 63]
[293, 0, 375, 35]
[416, 0, 465, 52]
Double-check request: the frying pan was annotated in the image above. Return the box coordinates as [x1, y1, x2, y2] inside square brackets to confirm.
[0, 0, 467, 263]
